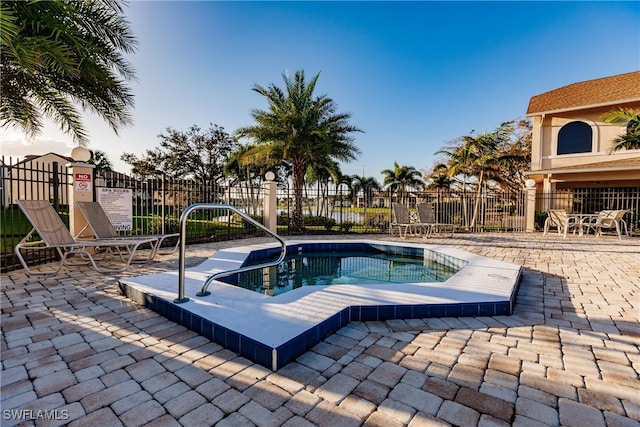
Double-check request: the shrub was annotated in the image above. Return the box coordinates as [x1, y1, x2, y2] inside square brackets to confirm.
[324, 218, 337, 231]
[340, 221, 355, 232]
[149, 214, 180, 234]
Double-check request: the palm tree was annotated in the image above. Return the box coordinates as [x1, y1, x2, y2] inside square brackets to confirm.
[381, 161, 424, 205]
[224, 144, 272, 215]
[90, 150, 113, 171]
[1, 0, 137, 146]
[235, 70, 361, 232]
[306, 160, 341, 217]
[426, 169, 452, 191]
[351, 175, 381, 226]
[601, 108, 640, 151]
[436, 122, 529, 228]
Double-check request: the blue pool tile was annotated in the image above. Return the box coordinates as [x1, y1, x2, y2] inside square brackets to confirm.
[430, 304, 446, 317]
[239, 336, 256, 360]
[378, 305, 395, 320]
[214, 325, 227, 346]
[339, 308, 350, 327]
[495, 302, 511, 316]
[479, 303, 496, 316]
[412, 304, 429, 318]
[350, 306, 361, 322]
[164, 304, 183, 324]
[395, 305, 412, 318]
[290, 334, 307, 356]
[154, 298, 169, 317]
[461, 303, 479, 317]
[360, 306, 378, 321]
[189, 314, 204, 334]
[304, 327, 319, 348]
[254, 343, 273, 369]
[446, 304, 463, 317]
[227, 331, 241, 353]
[318, 317, 335, 339]
[201, 321, 215, 341]
[277, 334, 307, 369]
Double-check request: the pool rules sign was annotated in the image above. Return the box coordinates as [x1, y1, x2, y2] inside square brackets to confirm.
[97, 188, 133, 231]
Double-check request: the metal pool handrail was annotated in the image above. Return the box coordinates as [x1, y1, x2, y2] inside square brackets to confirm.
[175, 203, 287, 303]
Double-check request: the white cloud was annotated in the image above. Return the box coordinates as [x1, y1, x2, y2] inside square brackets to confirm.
[0, 128, 75, 160]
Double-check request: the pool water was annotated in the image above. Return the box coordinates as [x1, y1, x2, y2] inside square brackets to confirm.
[220, 250, 458, 296]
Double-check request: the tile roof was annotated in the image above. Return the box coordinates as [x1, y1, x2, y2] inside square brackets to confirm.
[526, 71, 640, 115]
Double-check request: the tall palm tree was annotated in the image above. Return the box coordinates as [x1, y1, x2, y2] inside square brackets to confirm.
[224, 143, 272, 215]
[235, 70, 361, 232]
[306, 159, 341, 217]
[436, 122, 527, 228]
[381, 161, 424, 204]
[1, 0, 137, 146]
[351, 175, 381, 225]
[601, 108, 640, 151]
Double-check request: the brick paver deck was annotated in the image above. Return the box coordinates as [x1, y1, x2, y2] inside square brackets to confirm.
[2, 233, 639, 426]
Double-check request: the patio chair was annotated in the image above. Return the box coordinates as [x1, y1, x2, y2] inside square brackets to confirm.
[390, 203, 416, 239]
[15, 200, 157, 276]
[590, 209, 629, 239]
[76, 201, 180, 259]
[543, 209, 580, 238]
[416, 203, 455, 237]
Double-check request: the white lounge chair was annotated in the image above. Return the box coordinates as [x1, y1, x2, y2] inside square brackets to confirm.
[590, 209, 629, 239]
[15, 200, 157, 276]
[76, 201, 179, 259]
[543, 209, 580, 238]
[390, 203, 416, 239]
[416, 203, 455, 237]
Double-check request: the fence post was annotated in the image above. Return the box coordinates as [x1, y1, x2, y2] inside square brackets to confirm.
[525, 179, 537, 233]
[67, 148, 95, 238]
[263, 172, 277, 233]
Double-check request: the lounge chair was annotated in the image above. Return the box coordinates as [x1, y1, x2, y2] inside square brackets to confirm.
[15, 199, 157, 276]
[416, 203, 455, 237]
[589, 209, 629, 239]
[543, 209, 580, 238]
[76, 201, 180, 259]
[390, 203, 416, 239]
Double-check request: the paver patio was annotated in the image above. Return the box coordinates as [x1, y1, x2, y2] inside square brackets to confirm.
[1, 233, 639, 426]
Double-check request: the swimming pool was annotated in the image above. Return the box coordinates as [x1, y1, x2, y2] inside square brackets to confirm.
[120, 239, 522, 370]
[223, 246, 458, 295]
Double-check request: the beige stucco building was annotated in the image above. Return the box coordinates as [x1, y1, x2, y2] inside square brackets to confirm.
[525, 71, 640, 192]
[523, 71, 640, 229]
[5, 153, 73, 206]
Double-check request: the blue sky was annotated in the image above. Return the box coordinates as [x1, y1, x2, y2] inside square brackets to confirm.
[2, 1, 639, 183]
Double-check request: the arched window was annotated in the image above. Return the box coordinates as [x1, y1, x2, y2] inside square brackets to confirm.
[557, 121, 592, 155]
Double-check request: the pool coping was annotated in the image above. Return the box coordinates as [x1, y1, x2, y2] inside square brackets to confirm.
[119, 239, 522, 370]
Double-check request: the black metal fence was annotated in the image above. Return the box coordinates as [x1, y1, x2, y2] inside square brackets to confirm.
[534, 187, 639, 232]
[3, 155, 638, 272]
[1, 156, 72, 271]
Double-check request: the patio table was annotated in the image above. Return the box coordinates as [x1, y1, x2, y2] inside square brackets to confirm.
[567, 213, 599, 236]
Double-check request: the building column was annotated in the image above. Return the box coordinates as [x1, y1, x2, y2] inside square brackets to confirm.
[263, 172, 277, 233]
[524, 179, 537, 232]
[67, 148, 95, 238]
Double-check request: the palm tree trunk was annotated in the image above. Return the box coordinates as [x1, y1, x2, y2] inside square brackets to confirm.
[363, 191, 368, 229]
[291, 162, 305, 232]
[470, 171, 484, 229]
